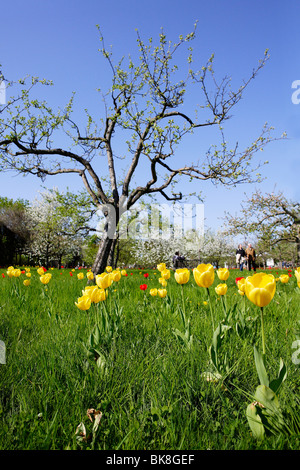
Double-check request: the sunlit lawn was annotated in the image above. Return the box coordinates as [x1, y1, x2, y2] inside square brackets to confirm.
[0, 265, 299, 450]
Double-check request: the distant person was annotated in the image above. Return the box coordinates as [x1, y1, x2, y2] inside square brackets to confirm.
[172, 251, 186, 269]
[236, 244, 246, 271]
[246, 243, 257, 272]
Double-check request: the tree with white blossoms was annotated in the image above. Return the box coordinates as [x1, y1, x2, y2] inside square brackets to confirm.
[0, 25, 284, 274]
[197, 228, 236, 268]
[26, 188, 94, 267]
[223, 189, 300, 264]
[130, 225, 235, 269]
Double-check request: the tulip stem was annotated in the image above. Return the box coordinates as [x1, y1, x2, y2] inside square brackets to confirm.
[206, 288, 215, 331]
[181, 284, 186, 318]
[221, 295, 227, 318]
[260, 307, 266, 356]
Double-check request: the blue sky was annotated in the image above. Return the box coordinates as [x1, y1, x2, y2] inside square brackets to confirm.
[0, 0, 299, 233]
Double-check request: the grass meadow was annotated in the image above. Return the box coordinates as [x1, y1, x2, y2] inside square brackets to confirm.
[0, 265, 299, 450]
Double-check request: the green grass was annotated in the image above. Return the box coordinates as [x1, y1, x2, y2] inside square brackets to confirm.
[0, 266, 299, 450]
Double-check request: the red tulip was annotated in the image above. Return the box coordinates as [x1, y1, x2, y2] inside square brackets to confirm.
[140, 284, 148, 291]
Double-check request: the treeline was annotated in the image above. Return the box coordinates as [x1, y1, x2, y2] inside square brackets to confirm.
[0, 189, 98, 268]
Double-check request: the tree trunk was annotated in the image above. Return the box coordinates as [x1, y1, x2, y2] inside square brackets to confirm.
[92, 206, 120, 275]
[107, 237, 117, 268]
[92, 235, 115, 275]
[296, 235, 300, 265]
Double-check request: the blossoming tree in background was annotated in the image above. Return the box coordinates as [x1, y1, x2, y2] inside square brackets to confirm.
[223, 189, 300, 265]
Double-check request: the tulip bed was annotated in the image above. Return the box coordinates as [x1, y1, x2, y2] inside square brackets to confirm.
[0, 264, 300, 450]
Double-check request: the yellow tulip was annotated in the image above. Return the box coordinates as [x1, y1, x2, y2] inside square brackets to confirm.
[174, 268, 190, 285]
[158, 278, 167, 287]
[161, 269, 171, 280]
[25, 267, 31, 273]
[237, 278, 246, 293]
[150, 288, 158, 296]
[238, 290, 245, 296]
[217, 268, 229, 281]
[157, 263, 166, 272]
[77, 272, 84, 280]
[7, 266, 14, 272]
[121, 270, 127, 276]
[111, 270, 121, 282]
[13, 269, 21, 277]
[215, 283, 228, 296]
[82, 286, 98, 297]
[279, 274, 289, 284]
[245, 273, 276, 307]
[23, 279, 31, 287]
[40, 273, 52, 285]
[75, 295, 91, 311]
[95, 272, 113, 289]
[294, 268, 300, 284]
[193, 264, 215, 288]
[37, 267, 45, 275]
[7, 269, 14, 278]
[86, 271, 94, 281]
[158, 288, 167, 298]
[90, 287, 107, 303]
[26, 272, 31, 278]
[106, 266, 112, 273]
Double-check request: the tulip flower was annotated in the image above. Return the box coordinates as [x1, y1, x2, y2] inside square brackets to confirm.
[37, 267, 46, 275]
[193, 264, 215, 328]
[174, 268, 190, 285]
[106, 266, 112, 273]
[121, 270, 127, 276]
[26, 272, 31, 278]
[279, 274, 289, 284]
[82, 286, 98, 297]
[217, 268, 229, 281]
[236, 277, 246, 293]
[158, 288, 167, 298]
[157, 263, 166, 272]
[12, 269, 21, 277]
[245, 273, 276, 355]
[7, 267, 14, 277]
[150, 288, 158, 297]
[40, 273, 52, 285]
[77, 272, 84, 280]
[161, 269, 171, 280]
[193, 264, 214, 288]
[294, 267, 300, 287]
[111, 270, 121, 282]
[90, 287, 107, 303]
[86, 271, 94, 281]
[140, 284, 147, 291]
[215, 283, 228, 296]
[245, 273, 276, 308]
[158, 278, 167, 287]
[96, 272, 113, 289]
[75, 295, 92, 311]
[23, 279, 31, 287]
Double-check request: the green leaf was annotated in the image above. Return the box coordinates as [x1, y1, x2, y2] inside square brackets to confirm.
[254, 346, 269, 387]
[246, 403, 265, 440]
[269, 358, 287, 394]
